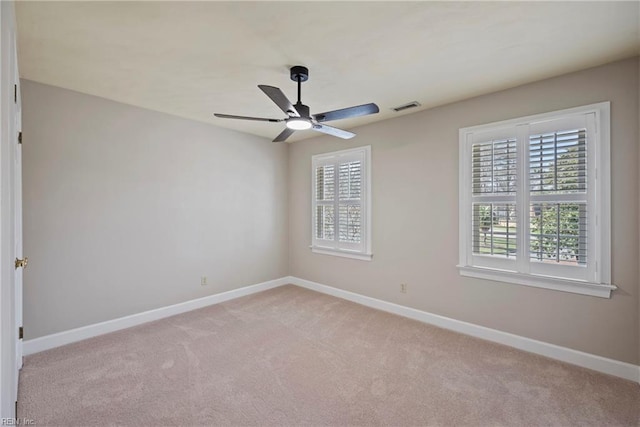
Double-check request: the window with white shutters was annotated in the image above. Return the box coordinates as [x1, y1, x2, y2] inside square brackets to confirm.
[312, 146, 372, 260]
[459, 103, 614, 298]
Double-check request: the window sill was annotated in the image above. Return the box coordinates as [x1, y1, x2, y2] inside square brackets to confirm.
[310, 246, 373, 261]
[457, 265, 616, 298]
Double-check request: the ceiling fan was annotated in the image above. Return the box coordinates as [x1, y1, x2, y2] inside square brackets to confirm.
[214, 66, 380, 142]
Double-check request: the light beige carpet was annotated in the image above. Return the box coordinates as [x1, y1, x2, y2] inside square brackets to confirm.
[18, 285, 640, 426]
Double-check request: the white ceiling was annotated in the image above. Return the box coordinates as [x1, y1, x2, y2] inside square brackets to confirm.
[15, 1, 640, 143]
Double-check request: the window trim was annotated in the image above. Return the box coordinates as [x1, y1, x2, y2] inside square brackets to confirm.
[311, 145, 372, 261]
[458, 102, 615, 298]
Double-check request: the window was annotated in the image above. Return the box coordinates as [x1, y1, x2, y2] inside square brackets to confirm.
[459, 103, 614, 298]
[312, 146, 372, 260]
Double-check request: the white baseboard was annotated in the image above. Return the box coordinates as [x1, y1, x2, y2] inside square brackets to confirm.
[24, 275, 640, 384]
[23, 277, 289, 356]
[288, 276, 640, 384]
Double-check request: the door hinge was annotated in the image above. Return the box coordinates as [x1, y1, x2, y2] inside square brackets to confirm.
[18, 131, 22, 144]
[14, 84, 17, 103]
[18, 326, 23, 340]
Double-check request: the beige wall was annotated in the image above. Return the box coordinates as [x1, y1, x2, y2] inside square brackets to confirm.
[289, 58, 639, 365]
[22, 80, 289, 339]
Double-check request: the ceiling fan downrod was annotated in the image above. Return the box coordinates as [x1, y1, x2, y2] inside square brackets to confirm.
[290, 65, 309, 117]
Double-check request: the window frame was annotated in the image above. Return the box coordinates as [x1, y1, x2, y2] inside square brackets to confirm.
[311, 145, 372, 261]
[458, 102, 615, 298]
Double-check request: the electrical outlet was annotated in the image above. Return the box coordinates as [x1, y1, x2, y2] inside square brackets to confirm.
[201, 276, 208, 286]
[400, 283, 407, 293]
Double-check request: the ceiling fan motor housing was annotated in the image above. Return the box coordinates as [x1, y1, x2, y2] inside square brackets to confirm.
[293, 103, 310, 118]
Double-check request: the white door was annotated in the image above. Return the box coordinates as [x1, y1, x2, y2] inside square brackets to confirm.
[0, 0, 20, 417]
[13, 65, 23, 372]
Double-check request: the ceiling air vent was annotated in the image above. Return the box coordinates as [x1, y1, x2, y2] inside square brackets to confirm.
[391, 101, 421, 112]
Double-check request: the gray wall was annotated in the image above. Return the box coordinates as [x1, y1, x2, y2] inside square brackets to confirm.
[289, 58, 639, 365]
[22, 58, 640, 366]
[22, 80, 289, 339]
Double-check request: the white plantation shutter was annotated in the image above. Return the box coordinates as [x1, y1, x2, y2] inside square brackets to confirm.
[312, 146, 371, 259]
[472, 138, 517, 194]
[526, 115, 595, 281]
[472, 203, 517, 257]
[529, 129, 587, 194]
[471, 137, 518, 267]
[338, 160, 362, 243]
[459, 103, 612, 298]
[315, 165, 335, 241]
[529, 128, 588, 267]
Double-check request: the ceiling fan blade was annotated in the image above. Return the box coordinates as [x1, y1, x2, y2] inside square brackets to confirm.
[214, 113, 282, 123]
[313, 103, 379, 123]
[258, 85, 299, 117]
[312, 124, 355, 139]
[273, 127, 295, 143]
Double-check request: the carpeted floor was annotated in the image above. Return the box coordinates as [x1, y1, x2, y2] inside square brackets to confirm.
[18, 284, 640, 426]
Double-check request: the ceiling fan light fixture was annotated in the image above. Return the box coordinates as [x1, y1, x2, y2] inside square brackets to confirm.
[214, 65, 379, 142]
[286, 117, 312, 130]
